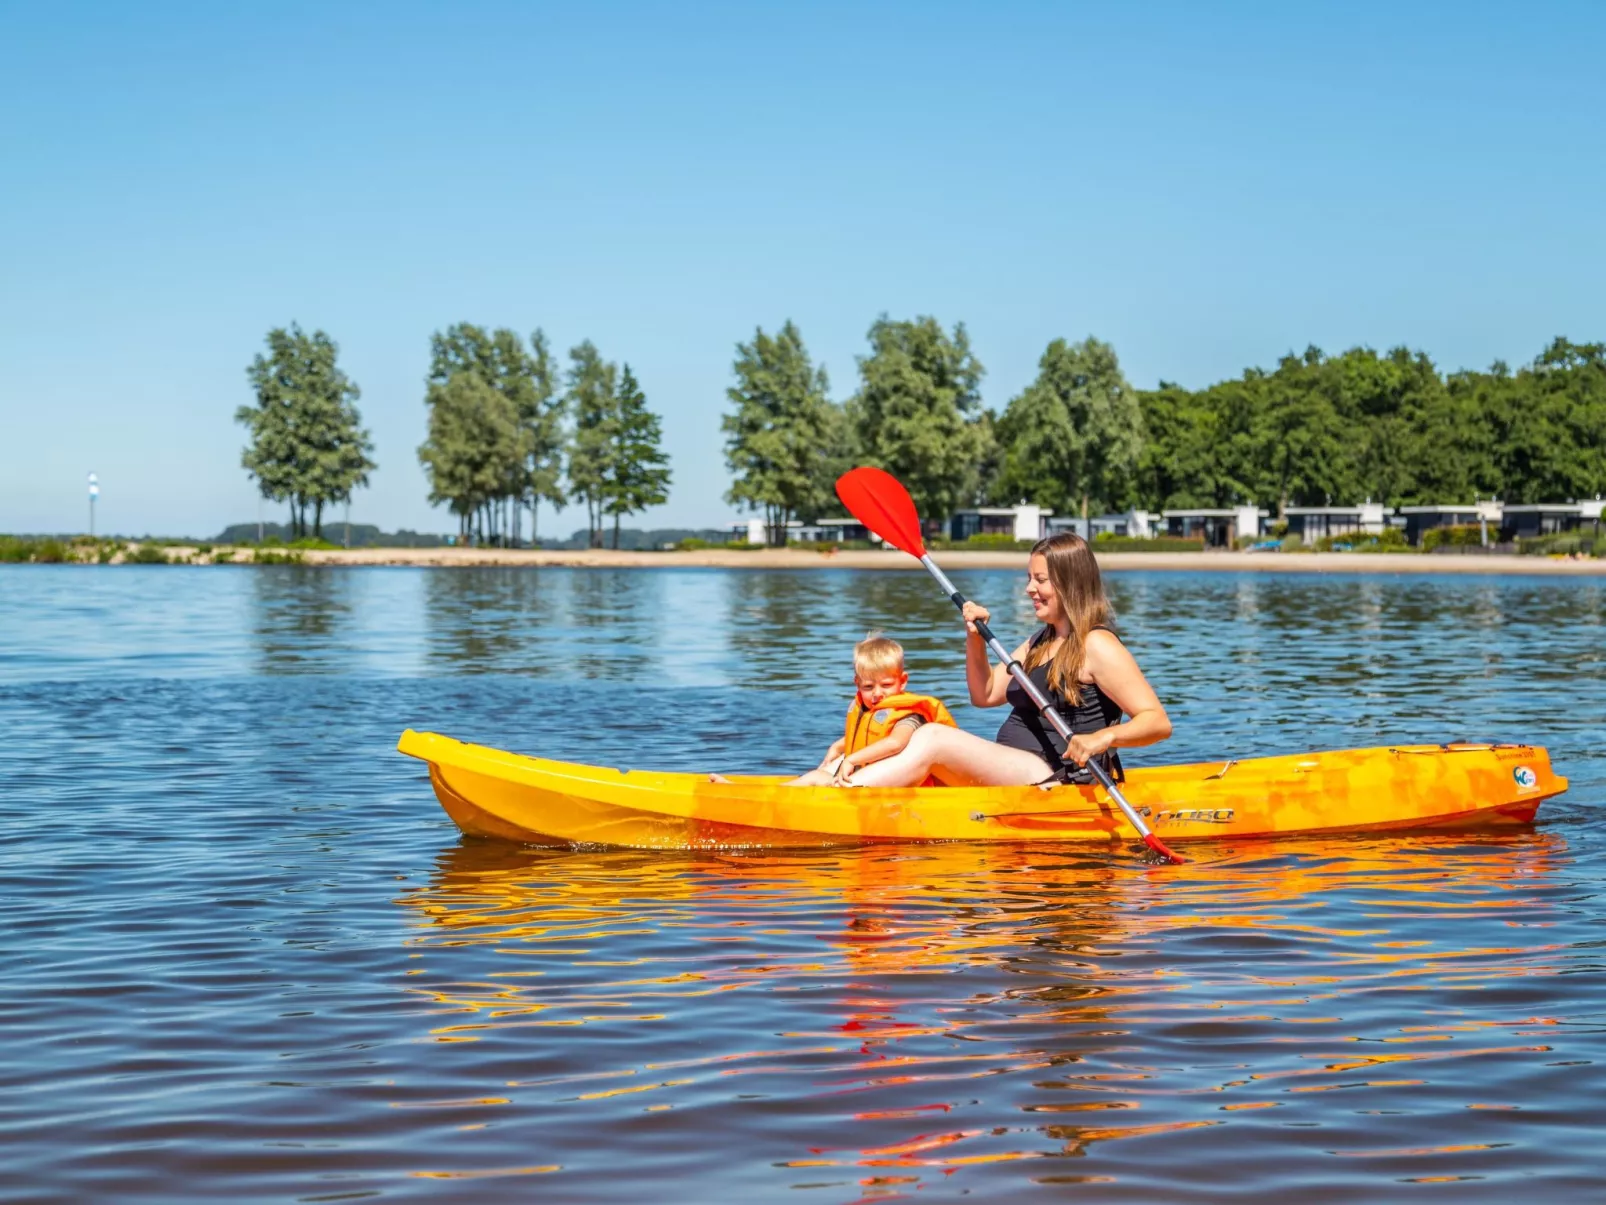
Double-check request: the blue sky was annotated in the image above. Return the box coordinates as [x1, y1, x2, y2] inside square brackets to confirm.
[2, 1, 1602, 538]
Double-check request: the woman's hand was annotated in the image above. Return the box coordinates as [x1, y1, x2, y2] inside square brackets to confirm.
[961, 600, 991, 636]
[832, 756, 857, 784]
[1062, 728, 1114, 766]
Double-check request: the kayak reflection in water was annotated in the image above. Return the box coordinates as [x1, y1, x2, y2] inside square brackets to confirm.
[845, 532, 1173, 789]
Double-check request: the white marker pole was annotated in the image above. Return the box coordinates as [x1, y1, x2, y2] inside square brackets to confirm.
[87, 473, 99, 537]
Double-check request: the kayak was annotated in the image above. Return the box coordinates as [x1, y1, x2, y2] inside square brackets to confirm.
[397, 729, 1567, 850]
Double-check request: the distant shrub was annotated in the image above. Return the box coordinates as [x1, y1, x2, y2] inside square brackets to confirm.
[1313, 527, 1412, 553]
[675, 537, 712, 550]
[1093, 536, 1206, 553]
[963, 534, 1035, 550]
[1423, 524, 1487, 550]
[126, 544, 169, 564]
[1281, 533, 1304, 551]
[1517, 533, 1596, 557]
[252, 548, 304, 565]
[211, 548, 236, 563]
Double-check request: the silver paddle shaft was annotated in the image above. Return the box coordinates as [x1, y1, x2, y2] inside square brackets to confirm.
[917, 553, 1159, 841]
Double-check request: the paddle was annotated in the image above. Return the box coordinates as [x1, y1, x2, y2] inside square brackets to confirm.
[835, 465, 1186, 864]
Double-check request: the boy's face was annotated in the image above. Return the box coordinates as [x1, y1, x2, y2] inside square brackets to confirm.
[855, 668, 907, 708]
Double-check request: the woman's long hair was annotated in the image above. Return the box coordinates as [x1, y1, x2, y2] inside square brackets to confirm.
[1021, 531, 1115, 695]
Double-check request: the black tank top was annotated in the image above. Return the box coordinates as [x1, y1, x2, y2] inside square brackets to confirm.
[995, 626, 1125, 784]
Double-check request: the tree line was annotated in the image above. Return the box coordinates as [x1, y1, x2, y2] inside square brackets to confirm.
[236, 319, 1606, 546]
[723, 320, 1606, 539]
[236, 322, 671, 546]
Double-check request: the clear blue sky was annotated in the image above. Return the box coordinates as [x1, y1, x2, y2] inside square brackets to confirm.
[2, 1, 1602, 538]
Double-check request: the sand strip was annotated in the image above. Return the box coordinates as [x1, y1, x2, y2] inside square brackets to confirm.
[290, 547, 1606, 575]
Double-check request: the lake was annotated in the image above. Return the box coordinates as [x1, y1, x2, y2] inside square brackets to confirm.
[1, 565, 1602, 1201]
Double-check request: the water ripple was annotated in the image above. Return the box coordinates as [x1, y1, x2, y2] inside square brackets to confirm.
[0, 566, 1601, 1201]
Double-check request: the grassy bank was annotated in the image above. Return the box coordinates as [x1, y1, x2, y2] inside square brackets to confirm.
[0, 536, 306, 565]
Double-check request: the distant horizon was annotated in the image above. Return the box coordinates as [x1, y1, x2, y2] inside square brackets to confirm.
[4, 2, 1602, 536]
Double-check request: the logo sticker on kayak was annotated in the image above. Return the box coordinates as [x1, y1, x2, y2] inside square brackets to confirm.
[1150, 807, 1235, 824]
[1513, 765, 1538, 790]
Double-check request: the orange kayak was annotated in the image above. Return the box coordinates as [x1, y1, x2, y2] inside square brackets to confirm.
[397, 730, 1567, 850]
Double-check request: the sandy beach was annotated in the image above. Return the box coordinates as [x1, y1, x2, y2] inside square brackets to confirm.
[287, 545, 1606, 575]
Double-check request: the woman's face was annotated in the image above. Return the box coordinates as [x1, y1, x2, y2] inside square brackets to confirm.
[1025, 553, 1061, 624]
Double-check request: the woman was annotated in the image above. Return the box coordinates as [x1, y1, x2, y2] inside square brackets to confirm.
[842, 532, 1171, 788]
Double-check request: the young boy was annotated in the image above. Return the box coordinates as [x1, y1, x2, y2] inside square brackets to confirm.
[786, 632, 957, 786]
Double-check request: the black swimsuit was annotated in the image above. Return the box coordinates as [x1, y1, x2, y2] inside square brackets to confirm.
[994, 626, 1126, 784]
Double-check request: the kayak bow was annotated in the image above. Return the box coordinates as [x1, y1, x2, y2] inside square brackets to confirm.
[398, 730, 1566, 850]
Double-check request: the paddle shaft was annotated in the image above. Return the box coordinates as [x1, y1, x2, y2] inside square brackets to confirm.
[916, 553, 1172, 850]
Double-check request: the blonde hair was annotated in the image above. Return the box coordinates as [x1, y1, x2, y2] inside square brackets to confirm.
[853, 630, 906, 679]
[1022, 532, 1115, 694]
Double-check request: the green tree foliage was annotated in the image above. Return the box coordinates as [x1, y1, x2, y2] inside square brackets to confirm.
[565, 341, 619, 548]
[992, 337, 1144, 517]
[521, 329, 566, 540]
[1481, 339, 1606, 503]
[722, 321, 844, 545]
[605, 365, 673, 549]
[1129, 339, 1606, 514]
[417, 374, 523, 540]
[416, 323, 564, 545]
[237, 324, 374, 539]
[850, 315, 987, 524]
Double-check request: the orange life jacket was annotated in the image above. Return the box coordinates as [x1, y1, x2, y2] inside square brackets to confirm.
[843, 692, 957, 756]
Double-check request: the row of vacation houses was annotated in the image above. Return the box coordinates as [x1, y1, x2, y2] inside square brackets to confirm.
[731, 499, 1606, 549]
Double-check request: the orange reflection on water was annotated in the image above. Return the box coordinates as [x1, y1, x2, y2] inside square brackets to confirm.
[393, 830, 1574, 1191]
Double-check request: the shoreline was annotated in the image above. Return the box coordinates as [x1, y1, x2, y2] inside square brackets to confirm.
[278, 546, 1606, 575]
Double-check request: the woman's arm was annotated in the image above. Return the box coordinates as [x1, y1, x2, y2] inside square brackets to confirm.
[1062, 630, 1172, 765]
[961, 601, 1021, 708]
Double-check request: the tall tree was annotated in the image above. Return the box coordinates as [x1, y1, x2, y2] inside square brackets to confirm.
[417, 374, 523, 544]
[992, 337, 1144, 518]
[1251, 348, 1354, 517]
[420, 323, 563, 546]
[850, 315, 986, 524]
[1490, 339, 1606, 503]
[521, 329, 566, 542]
[722, 321, 842, 545]
[565, 341, 618, 548]
[604, 365, 673, 548]
[237, 324, 374, 539]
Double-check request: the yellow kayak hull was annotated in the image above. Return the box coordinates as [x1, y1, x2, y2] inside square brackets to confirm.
[397, 729, 1567, 851]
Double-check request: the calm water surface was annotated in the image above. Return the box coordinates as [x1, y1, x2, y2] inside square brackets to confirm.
[1, 566, 1603, 1202]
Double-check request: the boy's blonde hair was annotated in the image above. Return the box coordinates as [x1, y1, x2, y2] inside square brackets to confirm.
[853, 630, 906, 679]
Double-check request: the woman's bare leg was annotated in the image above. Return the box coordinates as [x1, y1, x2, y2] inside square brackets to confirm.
[845, 724, 1054, 788]
[784, 768, 837, 787]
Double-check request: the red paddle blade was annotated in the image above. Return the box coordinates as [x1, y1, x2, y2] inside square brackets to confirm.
[1142, 833, 1187, 864]
[836, 467, 927, 557]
